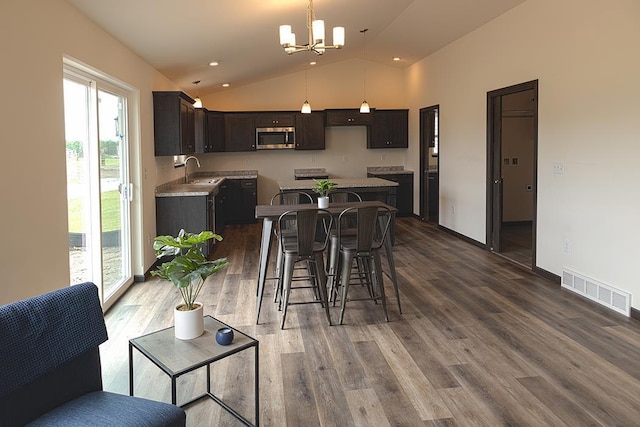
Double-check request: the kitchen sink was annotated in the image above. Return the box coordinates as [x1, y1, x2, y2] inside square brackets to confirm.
[190, 178, 220, 185]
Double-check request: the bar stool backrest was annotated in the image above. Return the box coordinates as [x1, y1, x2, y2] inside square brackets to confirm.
[338, 205, 392, 254]
[278, 208, 333, 257]
[270, 191, 313, 205]
[329, 191, 362, 203]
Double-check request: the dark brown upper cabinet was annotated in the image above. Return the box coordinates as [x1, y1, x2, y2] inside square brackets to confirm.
[295, 112, 325, 150]
[254, 112, 295, 127]
[195, 108, 225, 153]
[368, 109, 408, 149]
[224, 113, 256, 152]
[153, 91, 196, 156]
[325, 109, 373, 126]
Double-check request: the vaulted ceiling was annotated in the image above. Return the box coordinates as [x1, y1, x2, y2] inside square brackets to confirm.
[65, 0, 525, 96]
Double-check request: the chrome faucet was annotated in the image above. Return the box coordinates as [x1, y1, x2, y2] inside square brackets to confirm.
[184, 156, 200, 183]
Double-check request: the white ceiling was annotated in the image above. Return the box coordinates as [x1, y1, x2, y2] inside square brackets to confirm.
[65, 0, 525, 96]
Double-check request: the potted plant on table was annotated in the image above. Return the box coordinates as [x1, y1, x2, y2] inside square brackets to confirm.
[312, 179, 336, 208]
[152, 229, 229, 340]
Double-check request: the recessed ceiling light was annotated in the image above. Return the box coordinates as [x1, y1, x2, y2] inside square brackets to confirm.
[393, 57, 401, 62]
[309, 61, 317, 65]
[209, 61, 220, 67]
[222, 83, 230, 87]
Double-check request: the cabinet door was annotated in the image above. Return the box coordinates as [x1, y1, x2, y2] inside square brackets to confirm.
[325, 109, 372, 126]
[153, 91, 196, 156]
[206, 111, 225, 152]
[368, 110, 408, 149]
[156, 195, 210, 256]
[240, 179, 258, 223]
[255, 112, 295, 127]
[224, 114, 255, 151]
[179, 98, 195, 154]
[223, 179, 242, 221]
[295, 112, 325, 150]
[194, 108, 206, 153]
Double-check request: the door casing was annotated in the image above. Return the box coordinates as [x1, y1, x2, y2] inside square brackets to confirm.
[486, 80, 538, 267]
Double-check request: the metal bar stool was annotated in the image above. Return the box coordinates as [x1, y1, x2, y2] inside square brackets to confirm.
[333, 205, 392, 325]
[278, 208, 333, 329]
[256, 191, 312, 324]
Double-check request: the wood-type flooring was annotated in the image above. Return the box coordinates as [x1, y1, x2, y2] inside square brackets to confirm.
[101, 218, 640, 426]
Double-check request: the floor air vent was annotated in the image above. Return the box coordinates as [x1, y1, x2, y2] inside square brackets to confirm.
[562, 268, 630, 316]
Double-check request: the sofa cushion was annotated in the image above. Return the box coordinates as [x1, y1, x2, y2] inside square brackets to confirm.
[26, 391, 186, 427]
[0, 283, 108, 397]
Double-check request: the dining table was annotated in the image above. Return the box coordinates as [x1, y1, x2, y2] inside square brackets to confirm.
[254, 200, 401, 324]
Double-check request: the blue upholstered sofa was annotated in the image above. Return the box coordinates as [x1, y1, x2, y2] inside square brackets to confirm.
[0, 282, 186, 426]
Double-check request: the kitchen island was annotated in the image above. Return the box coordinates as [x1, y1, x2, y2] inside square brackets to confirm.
[278, 177, 398, 203]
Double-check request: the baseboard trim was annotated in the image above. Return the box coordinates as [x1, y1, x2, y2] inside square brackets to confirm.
[533, 266, 561, 284]
[134, 262, 159, 282]
[436, 223, 561, 286]
[437, 224, 487, 250]
[631, 307, 640, 321]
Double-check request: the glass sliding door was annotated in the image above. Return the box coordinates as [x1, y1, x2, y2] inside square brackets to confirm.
[63, 67, 133, 308]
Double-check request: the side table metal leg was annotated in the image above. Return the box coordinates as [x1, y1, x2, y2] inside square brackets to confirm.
[129, 342, 134, 396]
[255, 341, 260, 426]
[172, 376, 177, 405]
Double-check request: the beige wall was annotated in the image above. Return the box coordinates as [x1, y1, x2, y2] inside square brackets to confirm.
[0, 0, 176, 304]
[4, 0, 640, 313]
[405, 0, 640, 307]
[158, 59, 408, 205]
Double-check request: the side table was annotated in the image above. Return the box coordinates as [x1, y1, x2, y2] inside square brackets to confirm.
[129, 315, 259, 426]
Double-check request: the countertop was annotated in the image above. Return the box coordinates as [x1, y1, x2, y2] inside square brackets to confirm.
[293, 168, 328, 178]
[155, 170, 257, 197]
[278, 177, 398, 190]
[366, 166, 414, 175]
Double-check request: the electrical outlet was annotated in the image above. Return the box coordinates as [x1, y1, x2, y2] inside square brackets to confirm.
[553, 162, 565, 175]
[562, 239, 570, 253]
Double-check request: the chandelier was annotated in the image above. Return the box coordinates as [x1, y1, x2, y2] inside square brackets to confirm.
[279, 0, 345, 55]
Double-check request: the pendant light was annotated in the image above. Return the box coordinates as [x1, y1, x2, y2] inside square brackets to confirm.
[359, 29, 370, 113]
[192, 80, 203, 108]
[301, 60, 311, 114]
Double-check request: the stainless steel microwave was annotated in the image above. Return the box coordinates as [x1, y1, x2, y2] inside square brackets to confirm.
[255, 127, 295, 150]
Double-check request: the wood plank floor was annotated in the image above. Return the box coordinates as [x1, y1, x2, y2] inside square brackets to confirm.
[101, 218, 640, 426]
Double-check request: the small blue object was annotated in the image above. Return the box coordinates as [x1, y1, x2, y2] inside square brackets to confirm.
[216, 327, 234, 345]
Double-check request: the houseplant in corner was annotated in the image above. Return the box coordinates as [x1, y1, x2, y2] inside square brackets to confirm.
[312, 179, 336, 208]
[152, 229, 229, 339]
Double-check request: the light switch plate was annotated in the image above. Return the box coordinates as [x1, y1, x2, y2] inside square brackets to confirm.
[553, 162, 565, 174]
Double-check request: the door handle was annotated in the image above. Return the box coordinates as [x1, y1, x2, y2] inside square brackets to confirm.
[494, 179, 502, 184]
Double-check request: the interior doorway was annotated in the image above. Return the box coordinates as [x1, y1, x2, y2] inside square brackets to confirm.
[420, 105, 439, 222]
[487, 80, 538, 269]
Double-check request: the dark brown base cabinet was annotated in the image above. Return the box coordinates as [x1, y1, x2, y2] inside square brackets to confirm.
[153, 91, 196, 156]
[219, 178, 257, 225]
[368, 172, 414, 216]
[156, 195, 215, 257]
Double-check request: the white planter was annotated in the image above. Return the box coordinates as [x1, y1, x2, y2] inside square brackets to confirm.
[174, 302, 204, 340]
[318, 196, 329, 208]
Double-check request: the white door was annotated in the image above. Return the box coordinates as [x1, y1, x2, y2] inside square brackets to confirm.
[63, 68, 133, 308]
